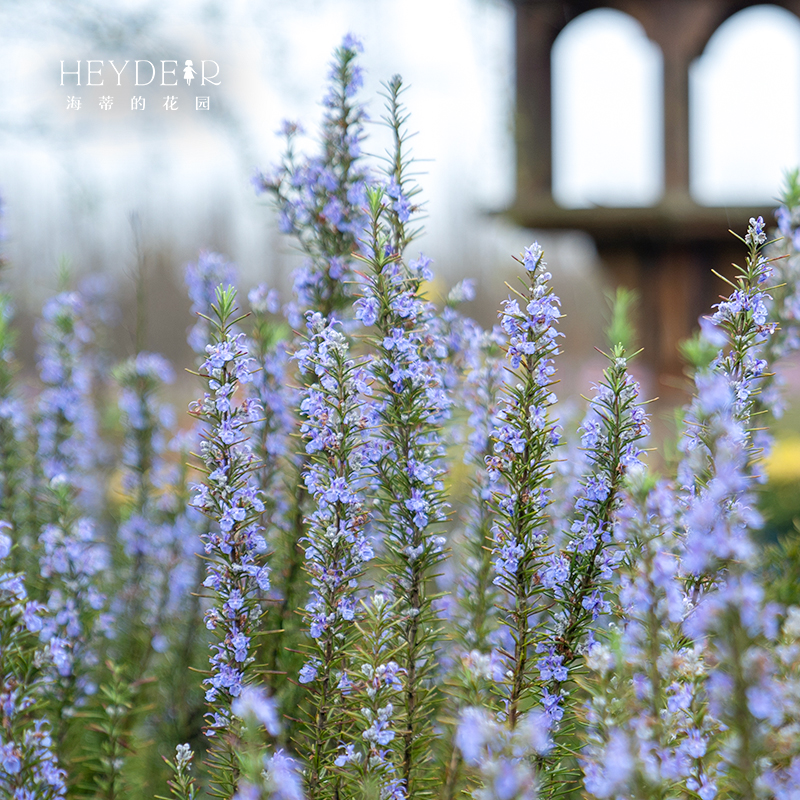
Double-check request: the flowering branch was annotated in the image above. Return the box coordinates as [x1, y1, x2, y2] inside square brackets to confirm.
[357, 186, 449, 800]
[487, 243, 561, 730]
[189, 286, 270, 797]
[293, 312, 375, 800]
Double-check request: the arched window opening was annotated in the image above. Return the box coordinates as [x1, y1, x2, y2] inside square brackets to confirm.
[551, 8, 663, 209]
[690, 5, 800, 206]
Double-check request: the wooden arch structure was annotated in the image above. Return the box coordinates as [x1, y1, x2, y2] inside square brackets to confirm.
[510, 0, 800, 380]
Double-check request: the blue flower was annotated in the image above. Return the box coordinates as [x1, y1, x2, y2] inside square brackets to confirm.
[298, 662, 318, 684]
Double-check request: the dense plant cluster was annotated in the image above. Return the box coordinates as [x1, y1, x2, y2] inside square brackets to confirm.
[2, 36, 800, 800]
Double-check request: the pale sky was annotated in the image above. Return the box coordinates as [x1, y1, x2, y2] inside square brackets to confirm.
[0, 0, 515, 298]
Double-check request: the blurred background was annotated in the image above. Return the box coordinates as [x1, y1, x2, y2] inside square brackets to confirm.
[2, 0, 800, 534]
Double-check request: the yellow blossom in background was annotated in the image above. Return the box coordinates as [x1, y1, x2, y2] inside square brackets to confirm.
[765, 435, 800, 481]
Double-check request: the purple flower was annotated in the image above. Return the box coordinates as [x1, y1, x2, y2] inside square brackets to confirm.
[190, 287, 270, 746]
[298, 662, 318, 684]
[264, 750, 305, 800]
[523, 241, 545, 272]
[409, 255, 434, 282]
[231, 685, 281, 736]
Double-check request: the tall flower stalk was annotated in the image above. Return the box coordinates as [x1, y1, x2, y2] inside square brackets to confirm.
[250, 38, 371, 732]
[35, 290, 101, 504]
[537, 346, 648, 794]
[189, 286, 270, 797]
[357, 186, 448, 800]
[113, 353, 178, 659]
[293, 311, 375, 800]
[486, 242, 561, 731]
[444, 247, 561, 800]
[676, 218, 784, 797]
[253, 34, 370, 321]
[34, 290, 110, 768]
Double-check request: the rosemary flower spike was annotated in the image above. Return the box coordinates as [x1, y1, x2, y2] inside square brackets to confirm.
[189, 286, 271, 798]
